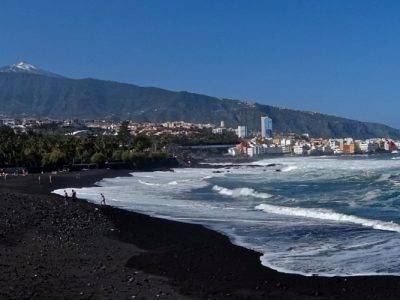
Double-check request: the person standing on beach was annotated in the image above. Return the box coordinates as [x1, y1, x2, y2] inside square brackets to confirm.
[100, 193, 106, 205]
[64, 190, 69, 205]
[71, 189, 77, 202]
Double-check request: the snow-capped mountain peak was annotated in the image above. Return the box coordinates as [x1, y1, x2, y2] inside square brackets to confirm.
[13, 61, 38, 71]
[0, 61, 64, 78]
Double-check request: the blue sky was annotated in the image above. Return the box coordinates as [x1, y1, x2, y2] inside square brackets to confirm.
[1, 0, 400, 127]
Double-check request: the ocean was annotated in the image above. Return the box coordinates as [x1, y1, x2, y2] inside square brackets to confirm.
[54, 154, 400, 277]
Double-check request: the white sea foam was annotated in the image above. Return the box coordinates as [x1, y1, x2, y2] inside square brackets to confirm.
[199, 162, 236, 166]
[253, 156, 400, 171]
[255, 203, 400, 233]
[53, 157, 400, 276]
[138, 179, 160, 186]
[213, 185, 272, 199]
[281, 165, 298, 172]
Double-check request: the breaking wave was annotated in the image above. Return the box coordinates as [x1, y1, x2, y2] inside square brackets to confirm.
[53, 156, 400, 276]
[255, 203, 400, 233]
[213, 185, 272, 199]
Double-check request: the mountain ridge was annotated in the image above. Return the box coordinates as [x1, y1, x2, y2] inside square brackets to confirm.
[0, 62, 399, 139]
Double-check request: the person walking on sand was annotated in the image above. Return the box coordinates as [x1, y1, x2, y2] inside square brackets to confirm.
[100, 193, 106, 205]
[64, 190, 69, 205]
[71, 189, 77, 202]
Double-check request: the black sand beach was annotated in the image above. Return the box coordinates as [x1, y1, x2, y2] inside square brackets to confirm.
[1, 169, 400, 299]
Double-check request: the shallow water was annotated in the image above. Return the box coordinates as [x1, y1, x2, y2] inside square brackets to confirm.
[54, 154, 400, 276]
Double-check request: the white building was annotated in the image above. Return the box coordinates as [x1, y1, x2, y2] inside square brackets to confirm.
[212, 127, 225, 134]
[333, 148, 343, 155]
[383, 140, 390, 151]
[228, 147, 241, 156]
[236, 126, 247, 138]
[293, 145, 306, 155]
[355, 141, 369, 153]
[247, 144, 268, 157]
[344, 137, 354, 145]
[261, 116, 272, 138]
[280, 138, 292, 146]
[329, 139, 344, 150]
[262, 145, 290, 155]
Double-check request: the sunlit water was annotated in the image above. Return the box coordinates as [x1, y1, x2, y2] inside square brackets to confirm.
[54, 154, 400, 276]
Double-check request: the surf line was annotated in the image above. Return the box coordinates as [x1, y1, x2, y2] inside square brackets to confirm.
[255, 203, 400, 233]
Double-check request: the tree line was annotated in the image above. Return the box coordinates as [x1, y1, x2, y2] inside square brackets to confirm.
[0, 122, 238, 171]
[0, 123, 169, 171]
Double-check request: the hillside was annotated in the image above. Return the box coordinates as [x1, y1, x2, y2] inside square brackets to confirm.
[0, 63, 398, 139]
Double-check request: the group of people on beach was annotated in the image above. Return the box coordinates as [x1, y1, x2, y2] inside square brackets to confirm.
[63, 189, 77, 205]
[63, 189, 106, 206]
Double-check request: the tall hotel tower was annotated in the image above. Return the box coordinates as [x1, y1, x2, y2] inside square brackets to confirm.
[261, 116, 273, 138]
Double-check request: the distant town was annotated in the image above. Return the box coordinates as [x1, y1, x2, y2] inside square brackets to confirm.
[0, 115, 398, 158]
[227, 116, 399, 157]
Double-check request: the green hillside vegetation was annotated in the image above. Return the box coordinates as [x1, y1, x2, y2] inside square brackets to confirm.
[0, 72, 399, 139]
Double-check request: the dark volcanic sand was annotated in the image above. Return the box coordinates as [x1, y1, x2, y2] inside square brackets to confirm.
[1, 170, 400, 299]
